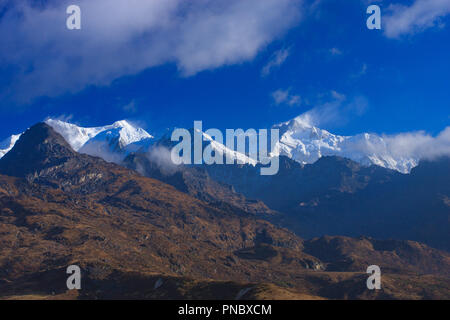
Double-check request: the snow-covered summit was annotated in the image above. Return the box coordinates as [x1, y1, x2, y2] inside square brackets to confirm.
[0, 116, 424, 173]
[45, 119, 152, 151]
[272, 115, 418, 173]
[41, 119, 153, 163]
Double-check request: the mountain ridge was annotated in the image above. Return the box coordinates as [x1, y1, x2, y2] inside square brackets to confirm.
[0, 117, 433, 173]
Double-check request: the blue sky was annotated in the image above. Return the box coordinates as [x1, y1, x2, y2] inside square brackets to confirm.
[0, 0, 449, 140]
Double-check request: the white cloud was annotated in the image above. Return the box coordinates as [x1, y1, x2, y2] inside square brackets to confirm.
[296, 88, 450, 162]
[343, 126, 450, 166]
[0, 0, 303, 103]
[330, 90, 346, 101]
[271, 88, 302, 106]
[295, 91, 450, 164]
[261, 48, 290, 76]
[383, 127, 450, 160]
[384, 0, 450, 38]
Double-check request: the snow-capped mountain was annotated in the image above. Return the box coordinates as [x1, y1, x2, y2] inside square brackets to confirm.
[154, 128, 258, 166]
[0, 134, 21, 158]
[0, 119, 153, 164]
[45, 119, 152, 150]
[272, 116, 418, 173]
[200, 129, 258, 166]
[45, 119, 153, 163]
[0, 116, 421, 173]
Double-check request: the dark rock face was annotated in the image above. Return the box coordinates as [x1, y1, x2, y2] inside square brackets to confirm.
[0, 123, 127, 193]
[0, 123, 75, 178]
[202, 156, 397, 210]
[202, 155, 450, 251]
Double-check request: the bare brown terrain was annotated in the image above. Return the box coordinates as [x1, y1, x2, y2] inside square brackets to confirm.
[0, 123, 449, 300]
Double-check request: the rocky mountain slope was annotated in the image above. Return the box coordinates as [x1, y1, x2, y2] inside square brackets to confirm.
[0, 123, 449, 299]
[203, 155, 450, 251]
[123, 151, 275, 216]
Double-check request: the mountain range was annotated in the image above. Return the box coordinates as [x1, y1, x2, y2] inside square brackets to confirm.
[0, 120, 448, 299]
[1, 117, 420, 173]
[1, 118, 448, 249]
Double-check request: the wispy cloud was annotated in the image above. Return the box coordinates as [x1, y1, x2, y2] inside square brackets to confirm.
[296, 91, 368, 128]
[261, 48, 290, 76]
[122, 100, 137, 114]
[329, 47, 342, 56]
[351, 63, 368, 78]
[271, 88, 302, 106]
[384, 0, 450, 38]
[44, 114, 74, 123]
[0, 0, 303, 104]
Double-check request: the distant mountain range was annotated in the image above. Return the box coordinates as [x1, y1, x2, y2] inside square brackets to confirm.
[0, 122, 449, 300]
[0, 117, 421, 173]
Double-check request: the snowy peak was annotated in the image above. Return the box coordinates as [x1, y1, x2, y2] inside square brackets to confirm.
[109, 120, 153, 149]
[42, 119, 153, 163]
[45, 119, 105, 151]
[0, 119, 154, 164]
[0, 133, 22, 158]
[272, 116, 418, 173]
[45, 119, 152, 152]
[0, 116, 425, 173]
